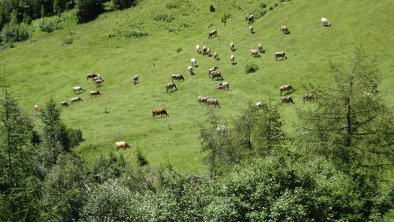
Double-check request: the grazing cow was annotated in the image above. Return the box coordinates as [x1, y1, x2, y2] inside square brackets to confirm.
[249, 26, 255, 34]
[152, 108, 169, 117]
[187, 66, 194, 75]
[213, 52, 220, 61]
[371, 81, 378, 93]
[209, 71, 224, 80]
[321, 17, 331, 26]
[197, 96, 209, 104]
[216, 81, 229, 90]
[280, 84, 295, 95]
[34, 104, 40, 111]
[207, 98, 220, 107]
[115, 141, 130, 150]
[196, 44, 201, 54]
[302, 93, 315, 103]
[216, 124, 227, 133]
[73, 86, 85, 94]
[86, 73, 98, 80]
[281, 96, 295, 104]
[171, 74, 185, 81]
[93, 75, 102, 81]
[230, 54, 235, 64]
[95, 78, 104, 86]
[256, 101, 267, 108]
[246, 14, 254, 24]
[204, 48, 212, 57]
[70, 97, 83, 104]
[280, 26, 290, 34]
[60, 101, 69, 107]
[208, 66, 218, 75]
[202, 46, 207, 54]
[191, 58, 197, 67]
[132, 75, 139, 85]
[250, 49, 260, 57]
[229, 42, 235, 51]
[166, 82, 177, 92]
[208, 29, 217, 38]
[90, 90, 102, 97]
[275, 51, 287, 60]
[257, 43, 265, 53]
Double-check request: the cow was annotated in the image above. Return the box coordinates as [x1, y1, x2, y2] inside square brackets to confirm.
[166, 82, 177, 92]
[171, 74, 185, 81]
[208, 66, 218, 75]
[73, 86, 85, 94]
[207, 98, 220, 107]
[152, 108, 169, 117]
[115, 141, 130, 150]
[216, 81, 229, 90]
[208, 29, 217, 38]
[249, 26, 255, 34]
[60, 101, 69, 107]
[191, 58, 197, 67]
[257, 43, 265, 53]
[250, 49, 260, 57]
[202, 46, 208, 54]
[34, 104, 40, 111]
[197, 96, 209, 104]
[209, 71, 224, 80]
[86, 73, 98, 80]
[281, 96, 295, 104]
[321, 17, 331, 26]
[256, 101, 267, 108]
[246, 14, 254, 24]
[132, 75, 139, 85]
[302, 93, 315, 103]
[216, 124, 227, 133]
[93, 75, 103, 81]
[95, 78, 104, 86]
[275, 51, 287, 61]
[229, 42, 235, 51]
[70, 97, 83, 104]
[90, 90, 102, 97]
[204, 48, 212, 57]
[196, 44, 201, 54]
[280, 84, 295, 95]
[371, 81, 378, 93]
[213, 52, 220, 61]
[187, 66, 194, 75]
[280, 25, 290, 34]
[230, 55, 235, 64]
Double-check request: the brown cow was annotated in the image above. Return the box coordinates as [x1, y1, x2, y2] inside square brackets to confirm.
[70, 97, 83, 104]
[86, 73, 98, 80]
[302, 93, 315, 103]
[275, 51, 287, 61]
[280, 26, 290, 34]
[90, 90, 102, 97]
[216, 82, 229, 90]
[171, 74, 185, 81]
[197, 96, 209, 104]
[280, 84, 295, 95]
[115, 141, 130, 150]
[207, 98, 220, 107]
[208, 30, 217, 38]
[166, 82, 177, 92]
[281, 96, 295, 104]
[132, 75, 139, 85]
[152, 108, 169, 117]
[209, 71, 224, 80]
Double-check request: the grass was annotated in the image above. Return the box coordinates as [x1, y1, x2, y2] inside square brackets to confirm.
[0, 0, 393, 175]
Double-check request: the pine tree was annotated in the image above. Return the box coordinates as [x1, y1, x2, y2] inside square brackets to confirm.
[298, 48, 394, 175]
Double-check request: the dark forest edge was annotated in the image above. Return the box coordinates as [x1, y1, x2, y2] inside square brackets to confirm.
[0, 0, 138, 47]
[0, 49, 393, 220]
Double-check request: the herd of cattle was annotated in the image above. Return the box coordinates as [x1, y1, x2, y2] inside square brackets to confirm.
[35, 15, 372, 150]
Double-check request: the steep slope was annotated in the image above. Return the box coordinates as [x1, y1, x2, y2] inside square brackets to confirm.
[1, 0, 393, 173]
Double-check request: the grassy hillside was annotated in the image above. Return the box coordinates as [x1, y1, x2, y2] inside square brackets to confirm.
[1, 0, 393, 174]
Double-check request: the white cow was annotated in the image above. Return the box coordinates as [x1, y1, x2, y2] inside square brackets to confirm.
[229, 42, 235, 51]
[321, 17, 331, 26]
[73, 86, 85, 94]
[191, 58, 197, 67]
[196, 44, 201, 54]
[230, 55, 235, 64]
[187, 66, 193, 74]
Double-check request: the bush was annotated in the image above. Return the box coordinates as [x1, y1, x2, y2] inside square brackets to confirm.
[166, 2, 179, 9]
[209, 5, 215, 12]
[260, 3, 267, 8]
[221, 13, 231, 24]
[153, 14, 175, 23]
[136, 148, 148, 166]
[124, 30, 147, 39]
[176, 47, 182, 53]
[245, 64, 259, 74]
[0, 23, 30, 44]
[39, 17, 63, 33]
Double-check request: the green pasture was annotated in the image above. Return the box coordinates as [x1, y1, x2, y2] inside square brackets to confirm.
[1, 0, 393, 174]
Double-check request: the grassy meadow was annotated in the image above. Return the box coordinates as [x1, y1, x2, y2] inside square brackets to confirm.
[1, 0, 393, 174]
